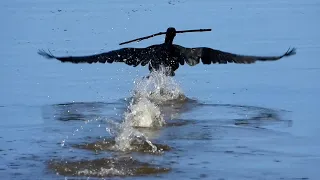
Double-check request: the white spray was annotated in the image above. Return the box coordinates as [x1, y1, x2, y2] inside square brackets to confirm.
[111, 66, 185, 152]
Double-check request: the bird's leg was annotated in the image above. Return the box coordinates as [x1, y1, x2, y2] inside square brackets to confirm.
[162, 68, 175, 76]
[159, 87, 165, 95]
[167, 70, 175, 76]
[142, 75, 150, 79]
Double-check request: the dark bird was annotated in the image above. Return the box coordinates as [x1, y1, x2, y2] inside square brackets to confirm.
[38, 27, 296, 76]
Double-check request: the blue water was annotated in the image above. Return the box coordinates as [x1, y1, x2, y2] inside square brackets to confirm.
[1, 0, 320, 179]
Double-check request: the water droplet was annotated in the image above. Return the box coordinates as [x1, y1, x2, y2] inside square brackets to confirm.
[61, 140, 65, 147]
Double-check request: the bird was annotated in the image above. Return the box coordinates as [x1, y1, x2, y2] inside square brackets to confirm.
[38, 27, 296, 76]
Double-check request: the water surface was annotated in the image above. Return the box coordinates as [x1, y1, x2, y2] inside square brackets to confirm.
[1, 0, 320, 179]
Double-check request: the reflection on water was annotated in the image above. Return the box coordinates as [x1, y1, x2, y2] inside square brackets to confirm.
[48, 156, 171, 177]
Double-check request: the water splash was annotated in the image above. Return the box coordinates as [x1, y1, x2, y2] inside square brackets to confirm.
[132, 66, 186, 103]
[124, 98, 165, 128]
[59, 67, 186, 152]
[52, 67, 183, 178]
[109, 66, 186, 152]
[110, 97, 163, 152]
[76, 167, 125, 177]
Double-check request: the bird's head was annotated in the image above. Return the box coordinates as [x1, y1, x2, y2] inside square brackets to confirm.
[165, 27, 176, 44]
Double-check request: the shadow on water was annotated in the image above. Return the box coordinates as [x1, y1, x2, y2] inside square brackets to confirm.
[72, 138, 171, 155]
[41, 96, 199, 123]
[198, 103, 293, 128]
[41, 98, 292, 137]
[48, 156, 171, 178]
[41, 101, 127, 122]
[43, 97, 291, 127]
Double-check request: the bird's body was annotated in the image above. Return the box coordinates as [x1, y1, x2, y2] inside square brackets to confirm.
[38, 27, 296, 76]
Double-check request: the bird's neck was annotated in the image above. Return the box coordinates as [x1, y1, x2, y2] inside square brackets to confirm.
[165, 35, 174, 45]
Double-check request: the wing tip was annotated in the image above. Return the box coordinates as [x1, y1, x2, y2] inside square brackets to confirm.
[284, 47, 297, 57]
[37, 49, 56, 59]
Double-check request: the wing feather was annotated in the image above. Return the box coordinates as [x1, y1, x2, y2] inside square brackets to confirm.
[173, 45, 296, 66]
[37, 45, 160, 67]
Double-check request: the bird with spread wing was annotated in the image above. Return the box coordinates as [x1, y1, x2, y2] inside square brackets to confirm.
[38, 27, 296, 76]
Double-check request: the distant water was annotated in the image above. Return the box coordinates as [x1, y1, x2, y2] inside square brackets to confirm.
[1, 0, 320, 179]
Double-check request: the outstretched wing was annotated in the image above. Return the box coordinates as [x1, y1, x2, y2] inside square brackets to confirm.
[37, 45, 160, 67]
[173, 45, 296, 66]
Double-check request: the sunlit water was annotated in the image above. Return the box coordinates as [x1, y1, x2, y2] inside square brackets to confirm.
[1, 0, 320, 179]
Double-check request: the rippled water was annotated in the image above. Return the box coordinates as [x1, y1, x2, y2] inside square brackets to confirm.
[1, 0, 320, 179]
